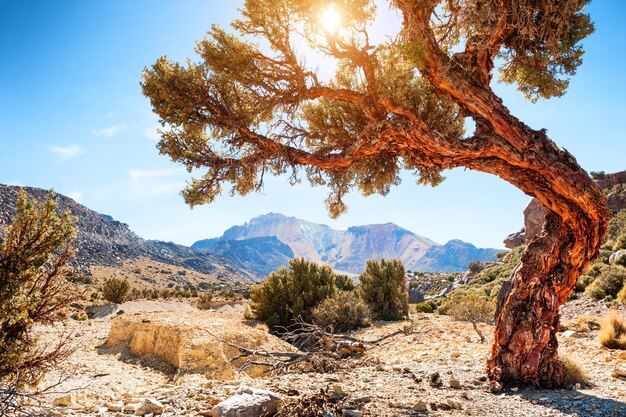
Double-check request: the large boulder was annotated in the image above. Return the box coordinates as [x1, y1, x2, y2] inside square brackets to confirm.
[211, 387, 283, 417]
[609, 249, 626, 265]
[107, 311, 296, 379]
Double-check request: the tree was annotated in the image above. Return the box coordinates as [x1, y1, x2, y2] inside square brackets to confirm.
[141, 0, 608, 389]
[359, 258, 408, 320]
[0, 191, 77, 383]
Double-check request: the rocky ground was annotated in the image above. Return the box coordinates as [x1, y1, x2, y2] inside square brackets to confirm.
[26, 299, 626, 417]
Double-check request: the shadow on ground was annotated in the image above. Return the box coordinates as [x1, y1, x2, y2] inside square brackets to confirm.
[516, 388, 626, 417]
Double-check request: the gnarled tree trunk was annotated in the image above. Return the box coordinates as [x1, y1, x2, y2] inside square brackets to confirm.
[395, 1, 610, 389]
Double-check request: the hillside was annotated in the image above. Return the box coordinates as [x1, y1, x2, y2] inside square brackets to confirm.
[201, 213, 503, 275]
[192, 236, 294, 278]
[0, 184, 253, 283]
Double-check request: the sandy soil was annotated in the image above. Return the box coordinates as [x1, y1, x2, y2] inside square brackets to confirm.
[28, 300, 626, 417]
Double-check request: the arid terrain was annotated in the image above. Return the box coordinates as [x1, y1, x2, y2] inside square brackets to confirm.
[31, 298, 626, 417]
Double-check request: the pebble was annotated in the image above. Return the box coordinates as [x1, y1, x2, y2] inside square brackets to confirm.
[449, 379, 462, 389]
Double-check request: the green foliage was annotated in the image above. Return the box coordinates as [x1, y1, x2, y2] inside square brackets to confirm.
[575, 274, 595, 293]
[584, 265, 626, 300]
[359, 259, 408, 321]
[0, 191, 77, 382]
[101, 277, 131, 304]
[312, 290, 371, 332]
[414, 301, 435, 314]
[248, 258, 336, 329]
[607, 210, 626, 248]
[442, 247, 523, 304]
[334, 274, 356, 292]
[615, 234, 626, 251]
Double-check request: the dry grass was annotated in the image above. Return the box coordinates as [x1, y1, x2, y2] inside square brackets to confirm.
[562, 315, 601, 333]
[561, 357, 590, 387]
[598, 310, 626, 349]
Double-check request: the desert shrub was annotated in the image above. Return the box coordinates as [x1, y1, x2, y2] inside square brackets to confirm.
[249, 258, 336, 328]
[101, 277, 130, 304]
[561, 357, 589, 387]
[607, 210, 626, 245]
[616, 234, 626, 251]
[468, 261, 483, 272]
[575, 274, 595, 292]
[561, 315, 600, 333]
[443, 247, 523, 303]
[334, 274, 356, 292]
[618, 284, 626, 304]
[312, 291, 370, 332]
[585, 265, 626, 300]
[447, 293, 495, 342]
[598, 310, 626, 349]
[414, 301, 435, 314]
[359, 258, 408, 321]
[65, 273, 93, 285]
[0, 191, 77, 383]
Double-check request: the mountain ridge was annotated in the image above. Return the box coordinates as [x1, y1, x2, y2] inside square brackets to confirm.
[0, 184, 254, 283]
[200, 213, 503, 276]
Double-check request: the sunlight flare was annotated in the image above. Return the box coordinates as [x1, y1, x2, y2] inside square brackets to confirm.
[319, 4, 342, 34]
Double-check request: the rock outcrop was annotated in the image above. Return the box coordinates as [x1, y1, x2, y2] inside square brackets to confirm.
[107, 311, 296, 379]
[505, 170, 626, 248]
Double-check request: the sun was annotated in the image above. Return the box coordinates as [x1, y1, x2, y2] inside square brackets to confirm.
[319, 4, 342, 34]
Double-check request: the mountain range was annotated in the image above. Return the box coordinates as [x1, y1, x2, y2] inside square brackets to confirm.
[0, 184, 502, 281]
[193, 213, 503, 277]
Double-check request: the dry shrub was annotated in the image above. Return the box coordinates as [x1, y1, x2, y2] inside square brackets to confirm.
[562, 315, 600, 333]
[448, 293, 495, 342]
[561, 357, 590, 387]
[101, 277, 130, 304]
[275, 389, 342, 417]
[312, 290, 371, 332]
[598, 310, 626, 349]
[617, 284, 626, 304]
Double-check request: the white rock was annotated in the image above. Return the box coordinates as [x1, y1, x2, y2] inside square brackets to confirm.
[52, 394, 76, 407]
[562, 330, 580, 338]
[211, 387, 283, 417]
[134, 398, 164, 415]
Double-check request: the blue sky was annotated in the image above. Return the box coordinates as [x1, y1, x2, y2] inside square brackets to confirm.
[0, 0, 624, 249]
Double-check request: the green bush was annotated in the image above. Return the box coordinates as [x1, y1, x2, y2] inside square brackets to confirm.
[616, 234, 626, 251]
[414, 301, 434, 314]
[249, 258, 336, 329]
[608, 210, 626, 238]
[335, 274, 356, 291]
[575, 274, 595, 292]
[101, 277, 131, 304]
[312, 290, 370, 332]
[585, 265, 626, 300]
[0, 191, 77, 383]
[359, 258, 408, 321]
